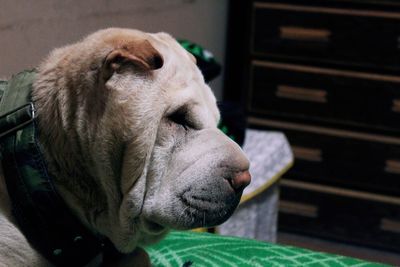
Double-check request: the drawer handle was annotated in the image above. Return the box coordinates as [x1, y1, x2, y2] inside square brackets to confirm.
[292, 146, 323, 162]
[384, 159, 400, 174]
[392, 99, 400, 113]
[281, 179, 400, 205]
[276, 85, 327, 103]
[380, 218, 400, 233]
[279, 200, 318, 218]
[279, 26, 331, 42]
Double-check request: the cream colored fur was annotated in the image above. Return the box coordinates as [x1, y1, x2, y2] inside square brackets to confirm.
[0, 28, 250, 267]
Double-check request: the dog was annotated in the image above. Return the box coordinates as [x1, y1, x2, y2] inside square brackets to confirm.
[0, 28, 251, 267]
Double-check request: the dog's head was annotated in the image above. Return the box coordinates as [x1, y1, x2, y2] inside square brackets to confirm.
[33, 28, 250, 252]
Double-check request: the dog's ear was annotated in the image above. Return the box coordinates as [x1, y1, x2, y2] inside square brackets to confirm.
[102, 39, 164, 81]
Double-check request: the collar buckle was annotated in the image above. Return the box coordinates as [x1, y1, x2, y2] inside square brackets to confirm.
[0, 102, 36, 139]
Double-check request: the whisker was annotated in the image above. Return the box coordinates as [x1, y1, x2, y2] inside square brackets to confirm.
[178, 206, 190, 223]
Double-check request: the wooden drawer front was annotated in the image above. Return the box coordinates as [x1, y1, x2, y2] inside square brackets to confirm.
[249, 118, 400, 195]
[279, 179, 400, 252]
[252, 2, 400, 70]
[249, 61, 400, 131]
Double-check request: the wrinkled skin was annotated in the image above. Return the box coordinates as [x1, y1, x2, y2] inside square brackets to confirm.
[0, 28, 250, 266]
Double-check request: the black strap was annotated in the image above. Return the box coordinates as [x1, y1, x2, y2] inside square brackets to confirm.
[0, 70, 104, 266]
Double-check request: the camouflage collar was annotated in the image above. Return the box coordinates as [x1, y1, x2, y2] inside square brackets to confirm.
[0, 70, 104, 266]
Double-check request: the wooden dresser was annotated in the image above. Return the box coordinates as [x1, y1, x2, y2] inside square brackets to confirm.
[224, 0, 400, 252]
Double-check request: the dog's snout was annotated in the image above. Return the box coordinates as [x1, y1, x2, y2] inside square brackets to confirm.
[227, 170, 251, 192]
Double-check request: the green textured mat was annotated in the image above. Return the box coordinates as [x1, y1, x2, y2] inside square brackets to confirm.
[145, 231, 387, 267]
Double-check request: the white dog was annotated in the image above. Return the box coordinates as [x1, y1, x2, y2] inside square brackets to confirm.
[0, 28, 250, 267]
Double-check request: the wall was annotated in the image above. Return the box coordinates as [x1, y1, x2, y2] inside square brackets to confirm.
[0, 0, 228, 99]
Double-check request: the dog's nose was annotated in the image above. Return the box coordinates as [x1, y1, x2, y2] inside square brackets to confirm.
[229, 170, 251, 191]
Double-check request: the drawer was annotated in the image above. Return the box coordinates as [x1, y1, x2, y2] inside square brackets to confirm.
[249, 61, 400, 132]
[252, 2, 400, 70]
[249, 117, 400, 196]
[279, 179, 400, 252]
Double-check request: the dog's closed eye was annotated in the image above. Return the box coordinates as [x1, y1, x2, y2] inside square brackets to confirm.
[167, 106, 200, 131]
[168, 108, 191, 131]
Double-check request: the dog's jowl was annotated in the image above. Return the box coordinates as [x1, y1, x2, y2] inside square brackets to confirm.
[0, 28, 250, 267]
